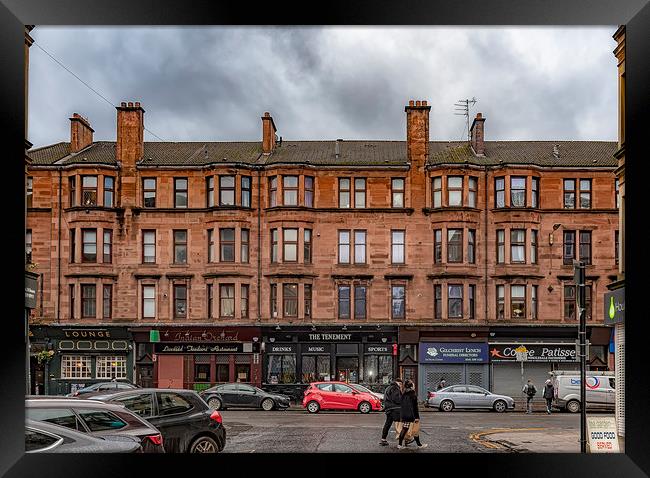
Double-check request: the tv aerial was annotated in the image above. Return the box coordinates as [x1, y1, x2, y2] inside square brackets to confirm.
[454, 97, 478, 142]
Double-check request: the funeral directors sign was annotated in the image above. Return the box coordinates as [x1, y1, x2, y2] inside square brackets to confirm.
[419, 342, 489, 364]
[489, 343, 577, 362]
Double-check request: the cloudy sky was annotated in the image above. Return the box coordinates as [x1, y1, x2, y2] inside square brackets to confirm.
[28, 27, 618, 149]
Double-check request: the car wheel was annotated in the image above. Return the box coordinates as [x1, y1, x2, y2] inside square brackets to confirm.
[261, 398, 275, 411]
[493, 400, 507, 413]
[207, 397, 222, 410]
[358, 401, 371, 414]
[440, 400, 454, 412]
[566, 400, 580, 413]
[307, 401, 320, 414]
[189, 436, 219, 453]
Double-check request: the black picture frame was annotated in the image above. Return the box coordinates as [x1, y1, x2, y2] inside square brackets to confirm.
[2, 0, 649, 475]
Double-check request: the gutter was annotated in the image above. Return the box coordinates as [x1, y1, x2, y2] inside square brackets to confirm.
[484, 164, 489, 323]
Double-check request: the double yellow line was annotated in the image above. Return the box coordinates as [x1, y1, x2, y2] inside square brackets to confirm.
[469, 428, 546, 450]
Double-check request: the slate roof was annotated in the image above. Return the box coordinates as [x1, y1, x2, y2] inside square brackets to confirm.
[27, 140, 618, 168]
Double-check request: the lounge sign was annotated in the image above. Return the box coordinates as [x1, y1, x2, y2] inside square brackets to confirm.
[489, 343, 577, 362]
[604, 288, 624, 325]
[419, 342, 489, 364]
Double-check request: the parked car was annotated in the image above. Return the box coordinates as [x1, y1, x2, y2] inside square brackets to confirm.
[199, 383, 291, 411]
[348, 384, 385, 409]
[85, 388, 226, 453]
[302, 381, 383, 414]
[25, 418, 143, 453]
[426, 385, 515, 412]
[550, 371, 615, 413]
[66, 381, 140, 397]
[25, 396, 164, 453]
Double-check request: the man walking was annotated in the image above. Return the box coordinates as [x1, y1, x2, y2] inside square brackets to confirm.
[543, 379, 555, 414]
[379, 377, 403, 446]
[522, 379, 537, 414]
[436, 378, 447, 391]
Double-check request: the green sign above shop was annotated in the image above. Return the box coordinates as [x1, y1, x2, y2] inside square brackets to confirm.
[150, 330, 160, 342]
[604, 288, 624, 325]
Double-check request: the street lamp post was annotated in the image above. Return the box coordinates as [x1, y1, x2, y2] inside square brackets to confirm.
[574, 260, 587, 453]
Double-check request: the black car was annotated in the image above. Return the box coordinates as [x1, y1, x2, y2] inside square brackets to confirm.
[25, 396, 165, 453]
[26, 418, 142, 453]
[66, 381, 140, 397]
[199, 383, 291, 411]
[85, 388, 226, 453]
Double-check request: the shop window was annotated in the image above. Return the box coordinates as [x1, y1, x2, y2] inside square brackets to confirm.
[220, 228, 235, 262]
[447, 176, 463, 206]
[363, 355, 393, 385]
[434, 229, 442, 264]
[61, 355, 91, 379]
[174, 178, 188, 208]
[432, 177, 442, 208]
[235, 361, 251, 383]
[302, 356, 330, 383]
[216, 363, 229, 382]
[448, 284, 463, 318]
[143, 178, 156, 208]
[267, 355, 296, 384]
[510, 285, 526, 319]
[241, 176, 252, 208]
[219, 176, 235, 206]
[447, 229, 463, 263]
[82, 176, 98, 206]
[283, 283, 298, 317]
[174, 284, 187, 319]
[95, 356, 127, 379]
[283, 176, 298, 206]
[304, 176, 314, 207]
[339, 178, 351, 208]
[391, 178, 405, 208]
[510, 176, 526, 207]
[194, 355, 210, 382]
[81, 284, 96, 318]
[336, 358, 359, 383]
[104, 176, 115, 207]
[220, 284, 235, 318]
[174, 230, 188, 264]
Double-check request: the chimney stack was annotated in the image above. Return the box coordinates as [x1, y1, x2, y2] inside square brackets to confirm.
[261, 112, 277, 154]
[69, 113, 94, 153]
[470, 112, 486, 156]
[116, 101, 145, 166]
[405, 99, 431, 165]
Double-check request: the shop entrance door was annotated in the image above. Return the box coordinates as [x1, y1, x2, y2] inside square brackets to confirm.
[336, 357, 359, 383]
[400, 366, 418, 392]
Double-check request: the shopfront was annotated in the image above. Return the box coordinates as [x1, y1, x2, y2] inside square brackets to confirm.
[262, 326, 398, 402]
[140, 326, 262, 392]
[489, 342, 579, 397]
[418, 342, 490, 401]
[30, 326, 134, 396]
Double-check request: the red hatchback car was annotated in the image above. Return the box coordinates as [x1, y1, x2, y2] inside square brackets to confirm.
[302, 382, 383, 414]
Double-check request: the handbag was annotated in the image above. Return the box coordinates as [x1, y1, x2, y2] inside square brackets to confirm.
[394, 421, 403, 439]
[407, 420, 421, 438]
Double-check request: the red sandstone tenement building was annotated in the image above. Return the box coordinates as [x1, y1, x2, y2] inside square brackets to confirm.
[26, 100, 618, 402]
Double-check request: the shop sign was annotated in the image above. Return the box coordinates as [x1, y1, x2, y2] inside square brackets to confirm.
[63, 329, 113, 339]
[304, 344, 330, 354]
[154, 343, 244, 354]
[604, 288, 624, 325]
[292, 332, 394, 342]
[364, 344, 392, 354]
[587, 416, 620, 453]
[25, 274, 38, 309]
[268, 344, 297, 354]
[419, 342, 488, 363]
[489, 343, 577, 362]
[160, 329, 241, 342]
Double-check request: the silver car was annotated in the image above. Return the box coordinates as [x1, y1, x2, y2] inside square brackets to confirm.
[426, 385, 515, 413]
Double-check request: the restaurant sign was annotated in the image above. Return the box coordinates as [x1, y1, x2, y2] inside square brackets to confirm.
[154, 343, 244, 354]
[489, 343, 577, 362]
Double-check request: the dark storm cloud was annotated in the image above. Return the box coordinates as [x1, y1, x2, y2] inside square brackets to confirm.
[28, 27, 617, 149]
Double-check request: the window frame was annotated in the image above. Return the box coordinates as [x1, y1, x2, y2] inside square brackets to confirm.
[391, 230, 405, 264]
[447, 176, 463, 207]
[354, 284, 367, 320]
[142, 230, 156, 264]
[434, 284, 442, 320]
[391, 284, 406, 320]
[510, 229, 526, 264]
[282, 228, 298, 263]
[82, 228, 97, 263]
[173, 230, 188, 265]
[270, 283, 278, 318]
[219, 175, 236, 206]
[304, 229, 312, 264]
[510, 176, 526, 208]
[531, 177, 540, 208]
[173, 283, 188, 319]
[81, 175, 98, 207]
[207, 229, 215, 263]
[510, 285, 526, 319]
[283, 175, 299, 206]
[339, 178, 351, 208]
[564, 284, 576, 321]
[69, 176, 77, 207]
[283, 283, 298, 318]
[579, 179, 592, 209]
[496, 285, 505, 320]
[354, 178, 367, 208]
[447, 284, 463, 319]
[432, 177, 442, 208]
[391, 178, 405, 208]
[304, 284, 312, 318]
[219, 228, 235, 263]
[271, 229, 278, 263]
[495, 177, 505, 208]
[563, 179, 576, 209]
[338, 284, 351, 319]
[219, 283, 235, 318]
[81, 284, 96, 318]
[174, 177, 188, 209]
[269, 176, 277, 207]
[434, 229, 443, 264]
[468, 229, 476, 264]
[531, 285, 538, 320]
[103, 229, 112, 264]
[497, 230, 505, 264]
[354, 230, 367, 264]
[304, 176, 314, 207]
[468, 176, 478, 208]
[447, 229, 463, 263]
[241, 176, 252, 208]
[206, 176, 215, 208]
[143, 178, 156, 208]
[142, 284, 156, 319]
[207, 283, 213, 319]
[531, 230, 538, 264]
[241, 229, 250, 264]
[241, 284, 249, 319]
[103, 176, 115, 208]
[563, 230, 576, 265]
[579, 230, 592, 265]
[469, 284, 475, 320]
[338, 230, 351, 264]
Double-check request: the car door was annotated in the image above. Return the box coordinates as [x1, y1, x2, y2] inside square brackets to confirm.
[315, 383, 335, 409]
[606, 377, 616, 407]
[236, 384, 259, 408]
[449, 386, 470, 408]
[147, 392, 195, 453]
[333, 383, 357, 409]
[217, 384, 239, 407]
[466, 386, 490, 408]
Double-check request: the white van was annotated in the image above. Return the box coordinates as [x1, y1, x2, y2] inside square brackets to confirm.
[550, 370, 615, 413]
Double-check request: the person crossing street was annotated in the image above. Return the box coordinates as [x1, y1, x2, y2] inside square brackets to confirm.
[379, 377, 403, 446]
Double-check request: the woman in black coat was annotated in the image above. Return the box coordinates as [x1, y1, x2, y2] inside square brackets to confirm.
[397, 379, 427, 449]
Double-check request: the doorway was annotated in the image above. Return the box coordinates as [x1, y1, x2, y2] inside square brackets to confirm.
[336, 357, 359, 383]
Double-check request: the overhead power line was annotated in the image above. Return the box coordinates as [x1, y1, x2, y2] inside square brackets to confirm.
[32, 41, 166, 142]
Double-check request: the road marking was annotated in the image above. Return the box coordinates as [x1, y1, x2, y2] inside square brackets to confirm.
[469, 428, 546, 450]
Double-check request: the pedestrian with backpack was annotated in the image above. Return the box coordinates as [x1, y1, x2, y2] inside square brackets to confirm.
[543, 379, 555, 414]
[379, 377, 403, 446]
[522, 379, 537, 414]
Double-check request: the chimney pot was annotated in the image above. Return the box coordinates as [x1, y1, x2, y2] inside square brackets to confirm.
[409, 100, 415, 107]
[416, 100, 421, 106]
[121, 102, 126, 107]
[476, 112, 483, 119]
[422, 100, 427, 106]
[135, 102, 141, 107]
[128, 102, 134, 107]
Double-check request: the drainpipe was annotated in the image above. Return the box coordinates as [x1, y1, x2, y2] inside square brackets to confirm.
[484, 165, 488, 324]
[57, 168, 63, 323]
[257, 166, 262, 323]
